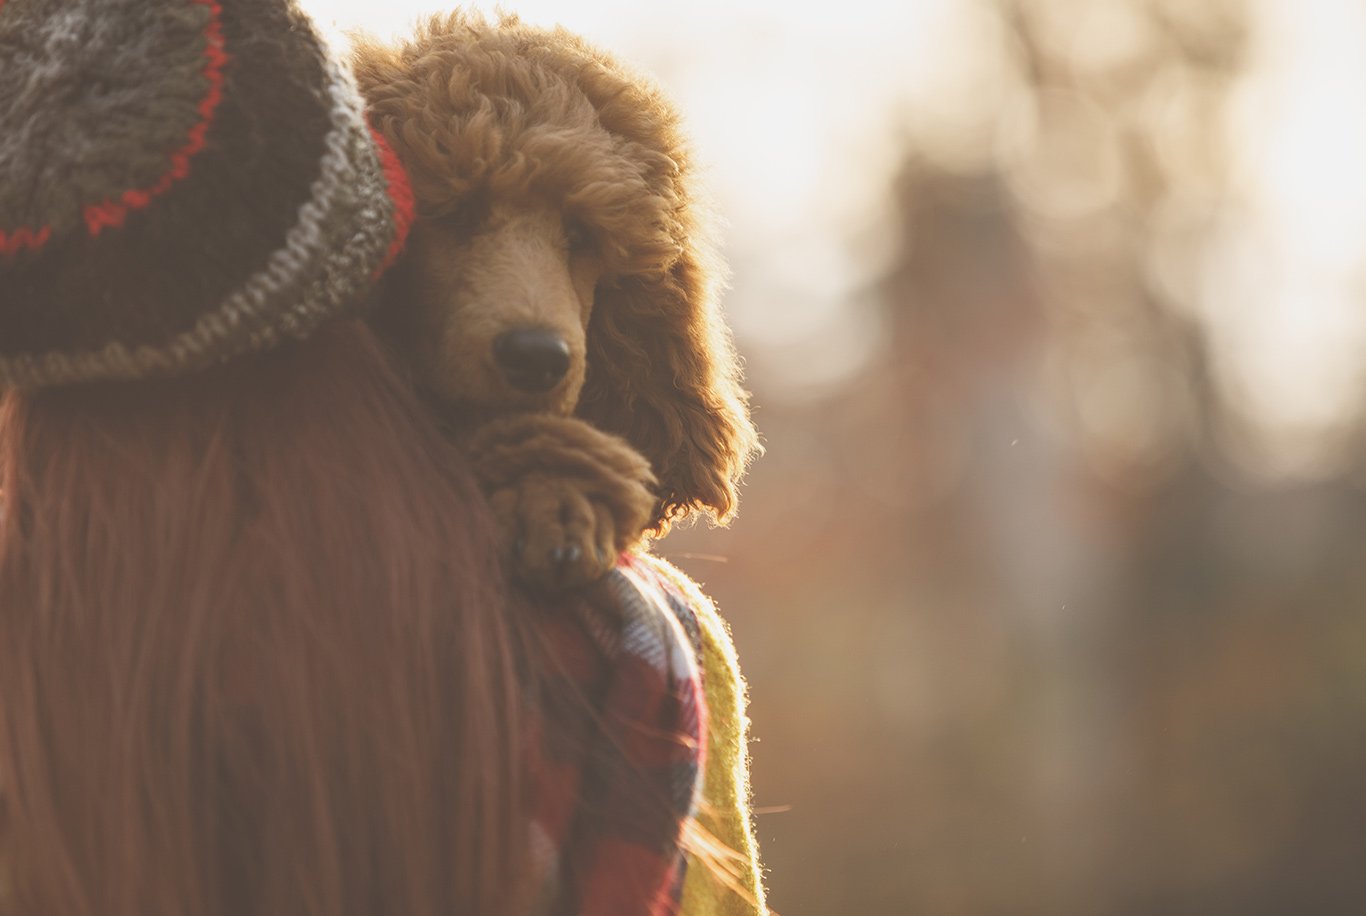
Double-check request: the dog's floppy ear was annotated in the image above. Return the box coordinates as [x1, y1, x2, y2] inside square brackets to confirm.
[578, 237, 760, 533]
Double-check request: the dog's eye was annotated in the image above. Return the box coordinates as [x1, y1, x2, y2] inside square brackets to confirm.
[565, 221, 594, 254]
[436, 196, 491, 237]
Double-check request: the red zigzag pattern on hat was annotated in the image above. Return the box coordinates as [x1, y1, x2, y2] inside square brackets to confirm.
[0, 0, 228, 257]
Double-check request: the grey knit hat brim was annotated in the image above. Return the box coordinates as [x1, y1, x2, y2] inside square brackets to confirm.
[0, 55, 397, 389]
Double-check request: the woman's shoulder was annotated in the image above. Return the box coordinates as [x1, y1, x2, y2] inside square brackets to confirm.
[617, 552, 733, 662]
[616, 552, 770, 916]
[528, 554, 708, 915]
[530, 551, 767, 915]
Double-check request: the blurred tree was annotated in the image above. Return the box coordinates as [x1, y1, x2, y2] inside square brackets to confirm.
[668, 1, 1366, 913]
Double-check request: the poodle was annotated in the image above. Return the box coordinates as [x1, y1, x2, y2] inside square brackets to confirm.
[352, 12, 759, 589]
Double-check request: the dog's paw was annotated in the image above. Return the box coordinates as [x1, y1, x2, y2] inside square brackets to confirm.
[469, 415, 658, 591]
[488, 474, 622, 590]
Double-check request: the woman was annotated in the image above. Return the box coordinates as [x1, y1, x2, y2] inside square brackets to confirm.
[0, 1, 708, 913]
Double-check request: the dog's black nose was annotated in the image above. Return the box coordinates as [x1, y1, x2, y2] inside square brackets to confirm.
[493, 329, 571, 393]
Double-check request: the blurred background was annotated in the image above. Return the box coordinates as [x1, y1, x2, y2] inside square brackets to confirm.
[308, 0, 1366, 912]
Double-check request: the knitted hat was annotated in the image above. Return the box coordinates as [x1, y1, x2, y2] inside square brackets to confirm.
[0, 0, 415, 389]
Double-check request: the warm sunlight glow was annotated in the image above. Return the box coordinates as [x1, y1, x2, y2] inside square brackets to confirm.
[1212, 0, 1366, 477]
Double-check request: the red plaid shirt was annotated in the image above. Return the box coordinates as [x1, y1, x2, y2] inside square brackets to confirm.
[527, 553, 707, 915]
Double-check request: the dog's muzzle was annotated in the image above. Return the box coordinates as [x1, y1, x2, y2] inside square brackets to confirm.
[494, 328, 571, 393]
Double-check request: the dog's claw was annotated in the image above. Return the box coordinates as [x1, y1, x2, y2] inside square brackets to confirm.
[550, 544, 580, 564]
[548, 543, 583, 582]
[549, 543, 582, 573]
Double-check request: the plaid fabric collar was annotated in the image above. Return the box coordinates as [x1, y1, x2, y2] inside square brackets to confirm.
[528, 553, 707, 915]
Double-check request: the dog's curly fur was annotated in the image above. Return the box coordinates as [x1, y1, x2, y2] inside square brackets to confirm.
[352, 13, 758, 587]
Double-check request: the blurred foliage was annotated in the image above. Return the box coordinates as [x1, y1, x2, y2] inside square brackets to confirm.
[665, 0, 1366, 913]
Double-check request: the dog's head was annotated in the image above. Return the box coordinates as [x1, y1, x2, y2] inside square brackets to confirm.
[353, 13, 759, 530]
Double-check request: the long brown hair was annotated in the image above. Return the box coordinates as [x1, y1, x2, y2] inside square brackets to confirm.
[0, 321, 529, 916]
